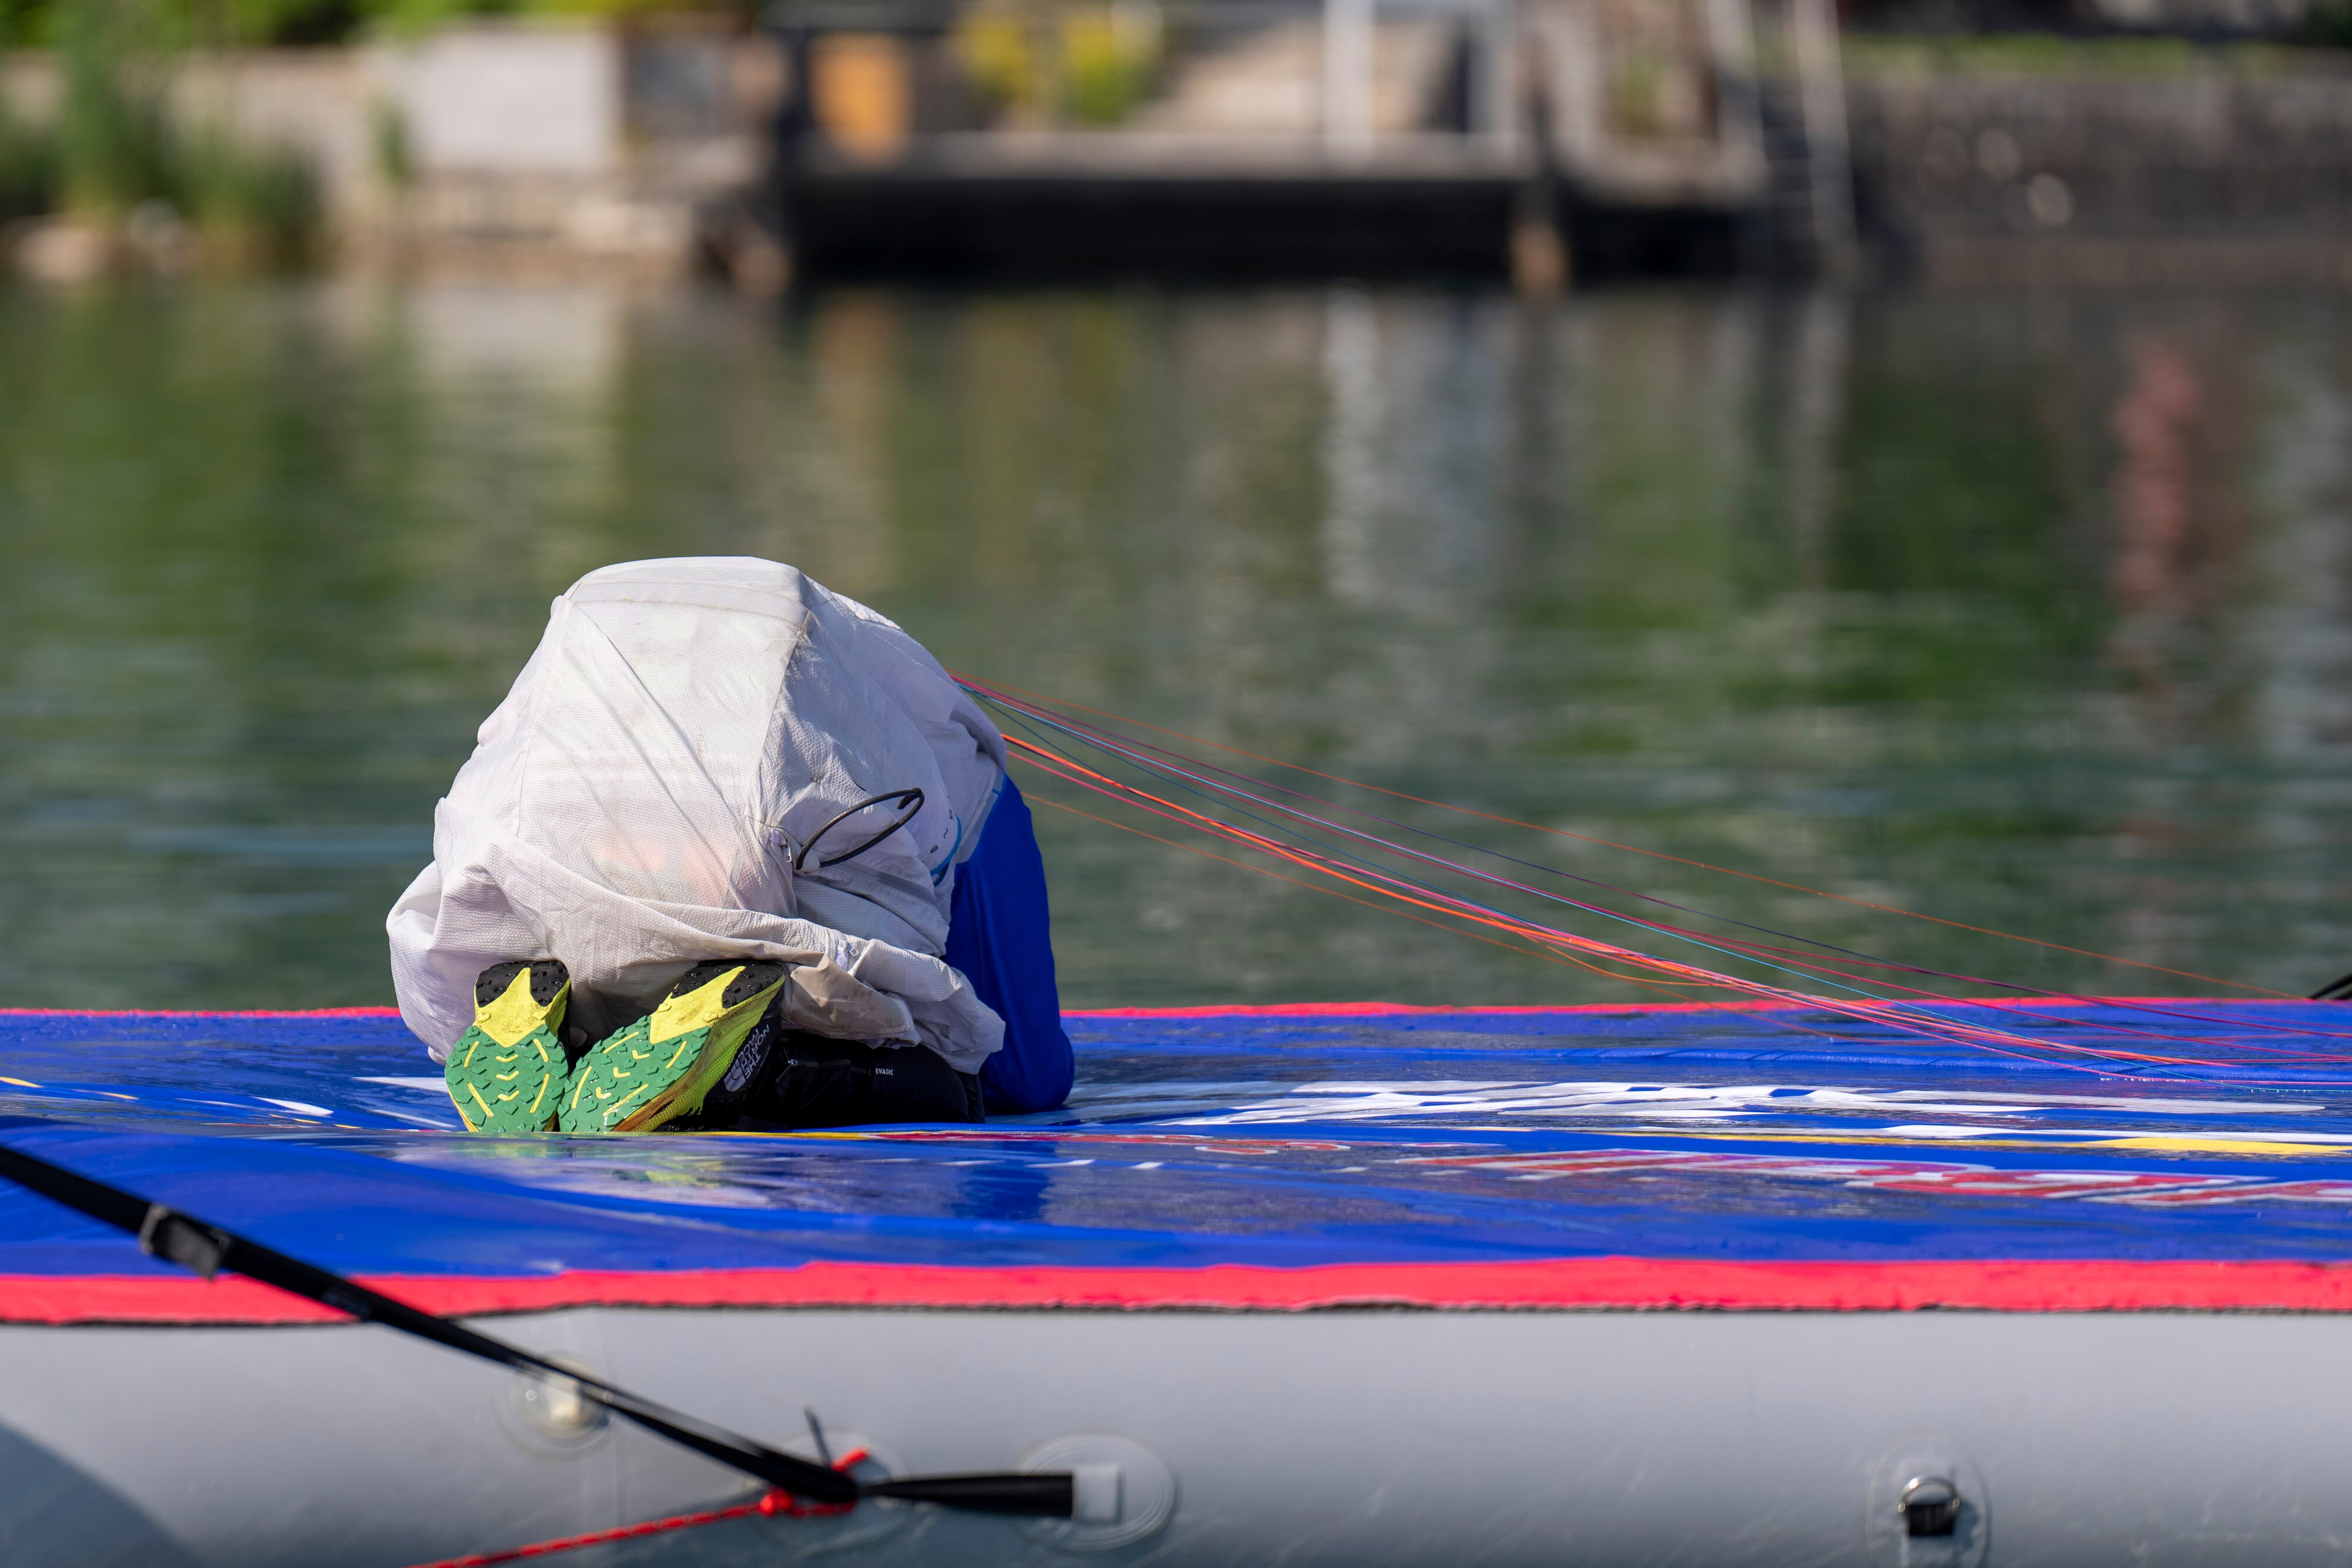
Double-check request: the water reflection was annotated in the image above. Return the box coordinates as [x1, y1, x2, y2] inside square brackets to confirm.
[1, 280, 2348, 1014]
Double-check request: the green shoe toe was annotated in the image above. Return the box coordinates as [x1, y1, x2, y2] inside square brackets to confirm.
[557, 959, 786, 1134]
[445, 959, 572, 1133]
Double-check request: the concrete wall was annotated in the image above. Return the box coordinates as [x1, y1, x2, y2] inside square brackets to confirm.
[380, 25, 622, 178]
[175, 51, 383, 218]
[1850, 63, 2352, 282]
[0, 19, 775, 271]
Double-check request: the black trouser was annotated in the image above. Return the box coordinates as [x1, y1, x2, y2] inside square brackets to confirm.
[729, 1030, 985, 1130]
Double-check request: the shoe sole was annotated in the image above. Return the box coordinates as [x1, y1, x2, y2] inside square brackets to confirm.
[557, 960, 787, 1135]
[445, 959, 572, 1133]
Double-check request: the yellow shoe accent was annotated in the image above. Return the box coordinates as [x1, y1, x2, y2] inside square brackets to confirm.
[649, 968, 742, 1046]
[476, 968, 556, 1048]
[445, 959, 572, 1134]
[558, 959, 786, 1134]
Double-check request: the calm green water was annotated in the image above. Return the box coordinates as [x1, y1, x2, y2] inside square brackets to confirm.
[4, 280, 2349, 1014]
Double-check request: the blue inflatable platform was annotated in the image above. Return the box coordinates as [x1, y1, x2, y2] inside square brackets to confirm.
[5, 997, 2352, 1320]
[13, 999, 2352, 1568]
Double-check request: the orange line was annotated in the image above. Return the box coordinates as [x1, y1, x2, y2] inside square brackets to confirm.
[1007, 737, 2223, 1067]
[1030, 797, 1883, 1054]
[1018, 734, 1849, 999]
[1014, 738, 1710, 978]
[1027, 793, 1720, 1004]
[1016, 743, 1994, 1041]
[963, 672, 2284, 997]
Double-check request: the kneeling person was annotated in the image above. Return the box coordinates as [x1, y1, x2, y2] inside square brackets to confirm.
[389, 558, 1074, 1134]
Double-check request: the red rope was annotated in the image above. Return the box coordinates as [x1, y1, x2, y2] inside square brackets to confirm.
[957, 670, 2287, 996]
[402, 1450, 867, 1568]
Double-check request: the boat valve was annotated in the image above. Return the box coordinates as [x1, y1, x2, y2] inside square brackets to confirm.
[1900, 1475, 1961, 1538]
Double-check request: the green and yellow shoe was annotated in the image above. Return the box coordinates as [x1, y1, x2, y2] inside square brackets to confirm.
[445, 959, 573, 1133]
[557, 959, 787, 1134]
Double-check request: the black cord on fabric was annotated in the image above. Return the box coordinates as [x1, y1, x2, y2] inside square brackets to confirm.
[792, 789, 926, 872]
[0, 1139, 1074, 1518]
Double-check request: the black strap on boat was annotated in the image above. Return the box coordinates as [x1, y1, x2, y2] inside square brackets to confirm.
[0, 1140, 1072, 1518]
[2313, 970, 2352, 1001]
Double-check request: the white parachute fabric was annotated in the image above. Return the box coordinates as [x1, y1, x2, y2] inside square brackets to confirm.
[387, 558, 1009, 1071]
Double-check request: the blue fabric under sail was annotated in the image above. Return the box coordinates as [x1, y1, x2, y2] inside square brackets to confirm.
[946, 776, 1076, 1114]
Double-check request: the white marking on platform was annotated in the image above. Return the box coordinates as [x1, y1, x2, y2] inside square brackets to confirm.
[1168, 1079, 2324, 1126]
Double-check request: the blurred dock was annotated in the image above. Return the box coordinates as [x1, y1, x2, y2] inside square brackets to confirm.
[762, 0, 1858, 283]
[10, 4, 2352, 287]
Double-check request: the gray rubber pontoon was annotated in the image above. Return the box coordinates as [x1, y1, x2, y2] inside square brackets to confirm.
[9, 1307, 2352, 1567]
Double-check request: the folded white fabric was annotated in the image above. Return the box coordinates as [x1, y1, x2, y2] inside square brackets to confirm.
[387, 557, 1008, 1071]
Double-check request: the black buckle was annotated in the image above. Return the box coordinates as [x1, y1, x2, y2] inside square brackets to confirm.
[137, 1204, 228, 1280]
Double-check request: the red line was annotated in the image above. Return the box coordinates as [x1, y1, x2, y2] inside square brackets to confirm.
[0, 998, 2291, 1023]
[1067, 1001, 1691, 1018]
[0, 1007, 405, 1019]
[1064, 996, 2257, 1019]
[11, 1257, 2352, 1322]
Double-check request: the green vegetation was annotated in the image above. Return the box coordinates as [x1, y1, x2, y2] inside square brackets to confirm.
[958, 4, 1162, 126]
[55, 0, 179, 214]
[178, 126, 321, 262]
[1060, 5, 1158, 125]
[0, 0, 320, 262]
[369, 95, 411, 188]
[1840, 31, 2326, 79]
[0, 91, 58, 220]
[2, 0, 738, 49]
[0, 0, 741, 264]
[2298, 0, 2352, 49]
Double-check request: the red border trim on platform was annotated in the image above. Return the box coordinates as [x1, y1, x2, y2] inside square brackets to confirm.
[1065, 995, 2260, 1019]
[3, 997, 2260, 1023]
[0, 1007, 405, 1019]
[8, 1258, 2352, 1325]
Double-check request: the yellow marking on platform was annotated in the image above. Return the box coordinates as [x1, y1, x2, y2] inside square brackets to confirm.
[0, 1076, 40, 1088]
[1596, 1127, 2350, 1158]
[2086, 1135, 2344, 1157]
